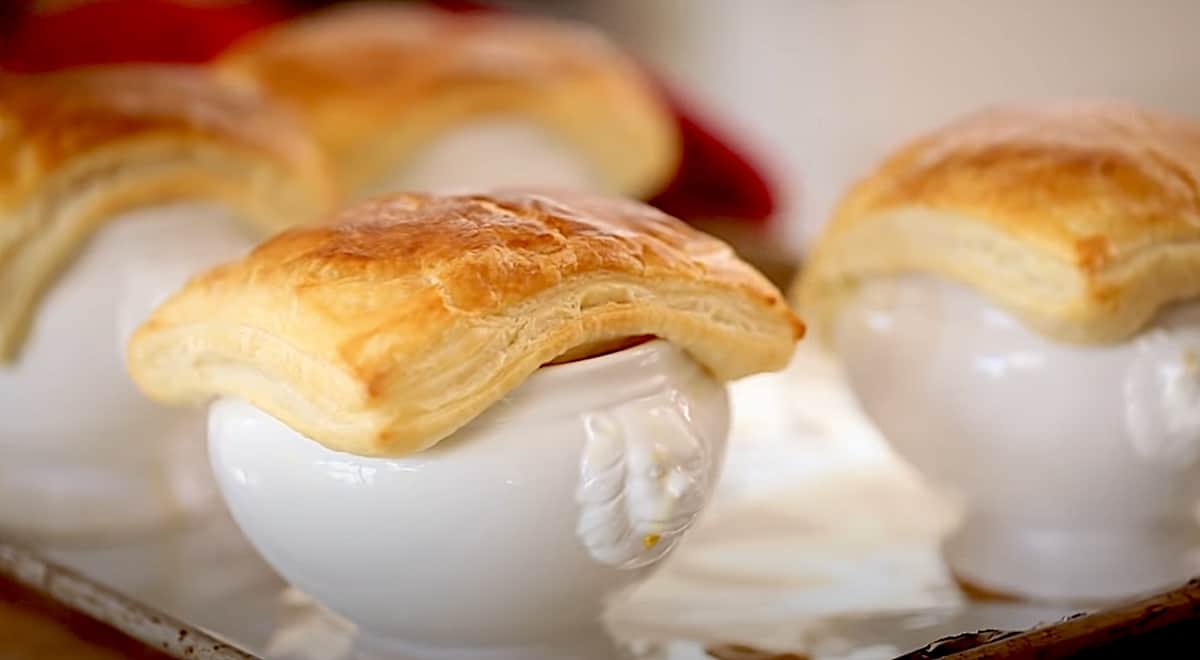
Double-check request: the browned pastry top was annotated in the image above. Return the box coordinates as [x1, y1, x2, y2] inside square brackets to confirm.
[795, 99, 1200, 343]
[217, 2, 680, 198]
[0, 65, 335, 360]
[128, 189, 803, 456]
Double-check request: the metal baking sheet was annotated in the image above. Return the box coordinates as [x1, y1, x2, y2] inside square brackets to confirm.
[0, 537, 258, 659]
[709, 578, 1200, 659]
[18, 345, 1085, 659]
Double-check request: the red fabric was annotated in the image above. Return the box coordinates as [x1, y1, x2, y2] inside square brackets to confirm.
[0, 0, 291, 71]
[647, 87, 777, 227]
[0, 0, 778, 225]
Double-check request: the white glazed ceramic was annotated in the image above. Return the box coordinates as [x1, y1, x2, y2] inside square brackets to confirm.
[208, 339, 730, 660]
[363, 117, 604, 198]
[833, 274, 1200, 604]
[0, 203, 255, 541]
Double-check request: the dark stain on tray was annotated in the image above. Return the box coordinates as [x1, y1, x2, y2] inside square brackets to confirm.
[0, 570, 175, 659]
[0, 539, 258, 659]
[706, 578, 1200, 659]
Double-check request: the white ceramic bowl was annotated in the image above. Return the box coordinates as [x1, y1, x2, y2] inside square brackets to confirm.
[833, 275, 1200, 604]
[361, 117, 604, 198]
[0, 204, 254, 541]
[209, 339, 730, 660]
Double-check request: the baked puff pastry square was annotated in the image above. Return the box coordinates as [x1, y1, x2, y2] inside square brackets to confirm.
[0, 65, 336, 360]
[215, 2, 679, 199]
[128, 190, 804, 457]
[794, 100, 1200, 345]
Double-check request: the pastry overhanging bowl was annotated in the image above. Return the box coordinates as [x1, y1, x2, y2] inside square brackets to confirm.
[0, 65, 334, 540]
[794, 99, 1200, 604]
[126, 189, 803, 658]
[216, 2, 679, 201]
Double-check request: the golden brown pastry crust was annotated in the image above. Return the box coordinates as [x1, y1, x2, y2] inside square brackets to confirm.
[128, 190, 803, 457]
[0, 66, 336, 360]
[215, 2, 679, 199]
[794, 100, 1200, 344]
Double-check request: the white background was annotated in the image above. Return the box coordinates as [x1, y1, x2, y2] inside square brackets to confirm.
[527, 0, 1200, 254]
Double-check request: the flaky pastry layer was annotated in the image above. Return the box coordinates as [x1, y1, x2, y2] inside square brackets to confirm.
[128, 190, 803, 456]
[794, 100, 1200, 344]
[215, 2, 679, 199]
[0, 66, 336, 360]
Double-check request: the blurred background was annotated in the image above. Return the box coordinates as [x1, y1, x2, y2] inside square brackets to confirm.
[508, 0, 1200, 252]
[9, 0, 1200, 257]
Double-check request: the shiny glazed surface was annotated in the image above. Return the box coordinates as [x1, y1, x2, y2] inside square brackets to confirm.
[208, 340, 730, 657]
[834, 275, 1200, 602]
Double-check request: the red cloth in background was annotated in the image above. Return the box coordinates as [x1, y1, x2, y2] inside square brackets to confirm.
[649, 88, 776, 227]
[0, 0, 294, 70]
[0, 0, 778, 226]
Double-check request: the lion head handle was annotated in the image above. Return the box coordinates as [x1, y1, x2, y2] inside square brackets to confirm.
[575, 390, 713, 569]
